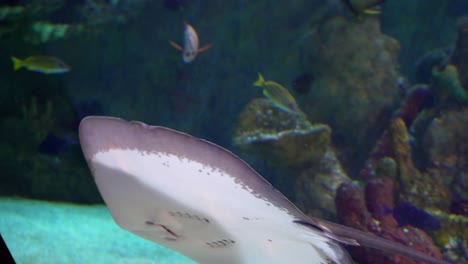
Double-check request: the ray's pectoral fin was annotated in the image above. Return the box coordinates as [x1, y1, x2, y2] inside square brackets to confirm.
[304, 218, 449, 264]
[169, 40, 184, 51]
[198, 43, 213, 53]
[294, 220, 359, 246]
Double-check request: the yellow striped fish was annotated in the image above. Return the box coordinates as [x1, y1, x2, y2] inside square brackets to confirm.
[253, 73, 303, 115]
[342, 0, 385, 16]
[11, 56, 70, 74]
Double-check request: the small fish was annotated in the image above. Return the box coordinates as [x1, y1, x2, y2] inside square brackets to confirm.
[38, 133, 77, 155]
[393, 202, 441, 232]
[342, 0, 385, 16]
[292, 73, 313, 94]
[253, 73, 302, 115]
[11, 56, 70, 74]
[169, 22, 212, 63]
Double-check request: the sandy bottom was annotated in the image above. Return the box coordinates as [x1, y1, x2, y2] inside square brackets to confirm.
[0, 197, 195, 264]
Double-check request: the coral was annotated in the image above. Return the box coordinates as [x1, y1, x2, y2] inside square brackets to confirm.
[335, 179, 443, 264]
[356, 99, 468, 262]
[389, 118, 452, 210]
[300, 15, 401, 175]
[359, 115, 451, 209]
[394, 85, 434, 127]
[429, 210, 468, 263]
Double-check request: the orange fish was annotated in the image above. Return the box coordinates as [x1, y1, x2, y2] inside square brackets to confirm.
[169, 22, 212, 63]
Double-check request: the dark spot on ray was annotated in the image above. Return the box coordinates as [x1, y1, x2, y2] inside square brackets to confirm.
[204, 218, 210, 223]
[198, 169, 202, 172]
[145, 221, 155, 225]
[243, 217, 249, 220]
[206, 238, 235, 248]
[268, 239, 272, 242]
[159, 224, 178, 238]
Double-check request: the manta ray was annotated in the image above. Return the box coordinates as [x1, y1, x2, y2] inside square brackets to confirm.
[79, 116, 448, 264]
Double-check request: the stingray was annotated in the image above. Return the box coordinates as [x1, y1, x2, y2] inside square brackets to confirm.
[79, 116, 448, 264]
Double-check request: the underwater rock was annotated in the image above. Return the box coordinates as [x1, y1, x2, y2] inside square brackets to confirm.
[233, 98, 331, 167]
[422, 109, 468, 215]
[431, 64, 468, 104]
[233, 98, 351, 218]
[414, 47, 452, 84]
[294, 150, 351, 219]
[422, 110, 468, 173]
[300, 15, 401, 176]
[451, 16, 468, 91]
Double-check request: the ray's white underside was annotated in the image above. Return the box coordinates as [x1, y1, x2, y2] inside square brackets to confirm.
[91, 148, 346, 264]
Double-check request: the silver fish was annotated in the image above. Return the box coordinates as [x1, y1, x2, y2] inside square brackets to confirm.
[169, 22, 212, 63]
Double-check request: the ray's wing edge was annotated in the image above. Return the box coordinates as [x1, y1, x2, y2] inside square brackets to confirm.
[304, 218, 449, 264]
